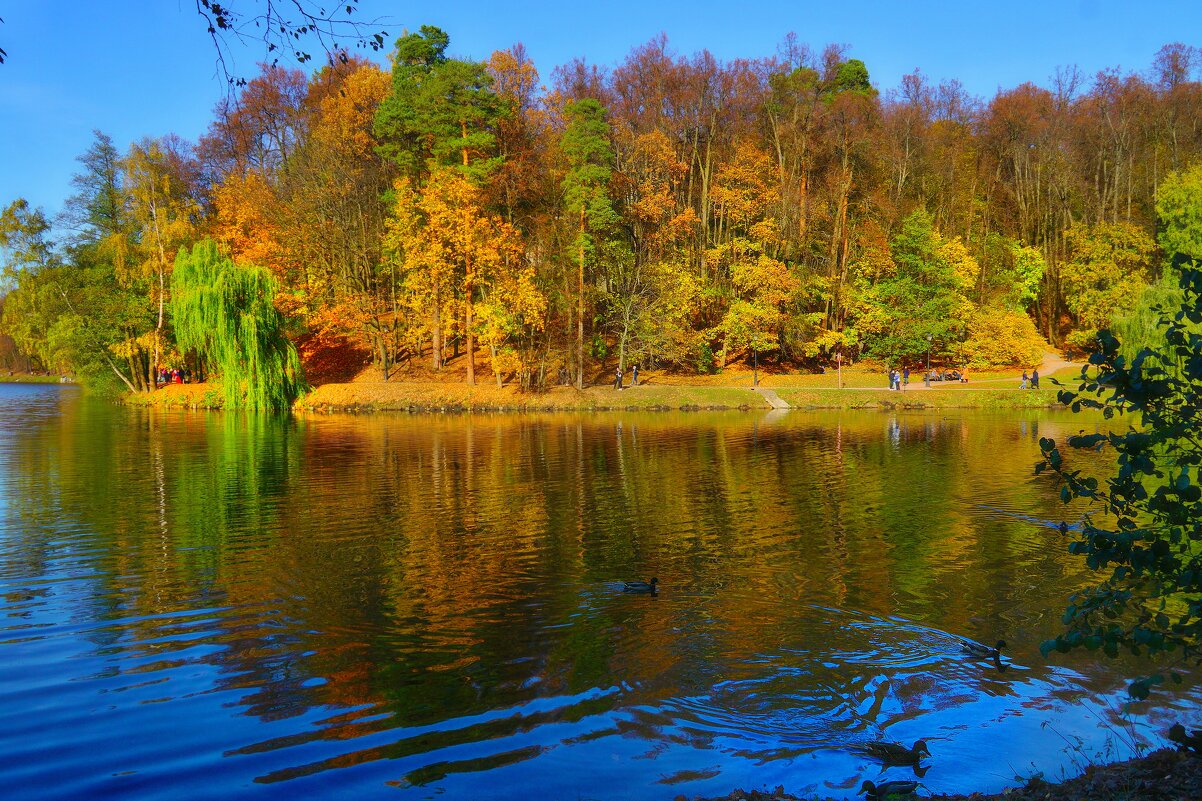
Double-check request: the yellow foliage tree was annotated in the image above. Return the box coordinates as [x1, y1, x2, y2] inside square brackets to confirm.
[121, 138, 199, 387]
[385, 166, 533, 384]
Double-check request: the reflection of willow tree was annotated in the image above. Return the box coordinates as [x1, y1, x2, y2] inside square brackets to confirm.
[8, 396, 316, 715]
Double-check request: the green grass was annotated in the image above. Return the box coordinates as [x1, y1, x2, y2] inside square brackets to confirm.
[295, 380, 1067, 413]
[297, 382, 775, 412]
[684, 362, 1082, 391]
[772, 387, 1064, 410]
[0, 373, 69, 384]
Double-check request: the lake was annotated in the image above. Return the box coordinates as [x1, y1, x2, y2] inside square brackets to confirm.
[0, 382, 1195, 800]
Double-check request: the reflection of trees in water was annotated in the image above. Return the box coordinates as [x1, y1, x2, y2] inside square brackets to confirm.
[5, 403, 1123, 738]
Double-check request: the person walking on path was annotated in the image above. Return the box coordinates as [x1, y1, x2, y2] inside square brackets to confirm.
[632, 364, 639, 386]
[903, 367, 910, 389]
[615, 365, 623, 390]
[1031, 369, 1040, 390]
[1021, 370, 1029, 390]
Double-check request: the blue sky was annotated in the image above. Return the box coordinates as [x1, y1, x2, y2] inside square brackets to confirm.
[2, 1, 1199, 222]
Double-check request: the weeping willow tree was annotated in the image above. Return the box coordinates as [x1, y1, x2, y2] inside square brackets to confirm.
[171, 240, 305, 411]
[1112, 270, 1184, 358]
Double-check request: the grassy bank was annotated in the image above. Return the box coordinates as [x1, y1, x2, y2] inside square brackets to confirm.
[0, 372, 70, 384]
[295, 380, 1065, 413]
[123, 383, 225, 409]
[296, 381, 775, 412]
[773, 386, 1063, 410]
[122, 374, 1067, 414]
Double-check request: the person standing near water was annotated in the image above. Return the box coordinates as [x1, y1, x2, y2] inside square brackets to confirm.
[615, 366, 623, 390]
[1021, 370, 1029, 389]
[632, 364, 639, 386]
[1031, 369, 1039, 390]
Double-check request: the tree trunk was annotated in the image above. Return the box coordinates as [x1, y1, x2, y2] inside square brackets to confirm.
[377, 333, 391, 381]
[576, 207, 585, 390]
[149, 197, 168, 393]
[465, 256, 476, 386]
[432, 285, 442, 371]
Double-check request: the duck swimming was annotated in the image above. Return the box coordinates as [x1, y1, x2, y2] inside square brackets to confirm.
[855, 739, 930, 766]
[623, 577, 658, 593]
[961, 639, 1006, 660]
[858, 779, 920, 799]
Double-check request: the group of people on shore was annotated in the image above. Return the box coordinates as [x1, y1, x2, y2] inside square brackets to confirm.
[889, 367, 968, 390]
[157, 367, 194, 386]
[1020, 369, 1041, 390]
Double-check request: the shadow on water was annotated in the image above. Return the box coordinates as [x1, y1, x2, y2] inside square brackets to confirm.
[0, 385, 1196, 800]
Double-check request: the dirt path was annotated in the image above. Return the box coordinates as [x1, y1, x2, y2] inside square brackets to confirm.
[1038, 348, 1081, 377]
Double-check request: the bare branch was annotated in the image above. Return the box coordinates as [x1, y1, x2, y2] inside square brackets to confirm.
[194, 1, 389, 87]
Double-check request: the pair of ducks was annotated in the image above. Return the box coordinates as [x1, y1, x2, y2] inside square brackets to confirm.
[854, 639, 1006, 798]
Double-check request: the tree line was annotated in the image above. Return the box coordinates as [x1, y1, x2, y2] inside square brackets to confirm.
[2, 28, 1201, 403]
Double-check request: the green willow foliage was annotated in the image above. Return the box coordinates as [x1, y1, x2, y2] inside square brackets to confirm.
[171, 240, 305, 411]
[1037, 254, 1202, 699]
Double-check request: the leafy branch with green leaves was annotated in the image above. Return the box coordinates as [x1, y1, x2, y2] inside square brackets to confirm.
[1036, 253, 1202, 699]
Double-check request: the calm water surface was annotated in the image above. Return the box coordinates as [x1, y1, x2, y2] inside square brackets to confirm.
[0, 383, 1197, 800]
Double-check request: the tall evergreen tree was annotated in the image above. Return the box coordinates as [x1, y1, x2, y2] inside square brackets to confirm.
[560, 98, 618, 388]
[374, 25, 505, 184]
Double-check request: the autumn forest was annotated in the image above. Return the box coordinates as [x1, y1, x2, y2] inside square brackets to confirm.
[2, 28, 1202, 405]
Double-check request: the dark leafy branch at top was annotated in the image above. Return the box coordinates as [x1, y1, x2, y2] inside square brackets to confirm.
[194, 1, 389, 86]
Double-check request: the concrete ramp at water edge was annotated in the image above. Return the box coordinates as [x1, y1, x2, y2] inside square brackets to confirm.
[752, 386, 791, 409]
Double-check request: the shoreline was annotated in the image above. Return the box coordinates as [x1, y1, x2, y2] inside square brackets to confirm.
[697, 746, 1200, 801]
[0, 373, 71, 384]
[123, 381, 1067, 413]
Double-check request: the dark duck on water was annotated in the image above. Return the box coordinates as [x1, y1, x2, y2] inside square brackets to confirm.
[961, 638, 1006, 660]
[858, 779, 921, 799]
[854, 739, 930, 766]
